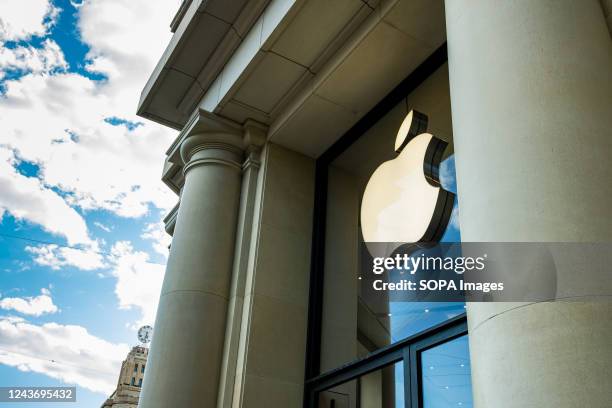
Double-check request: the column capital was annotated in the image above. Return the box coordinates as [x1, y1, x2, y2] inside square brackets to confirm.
[180, 132, 244, 175]
[242, 118, 267, 171]
[162, 109, 267, 193]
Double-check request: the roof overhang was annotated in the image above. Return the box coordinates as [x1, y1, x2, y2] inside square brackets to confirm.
[139, 0, 448, 158]
[137, 0, 270, 129]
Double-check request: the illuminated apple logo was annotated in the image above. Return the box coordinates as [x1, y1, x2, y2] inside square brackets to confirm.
[360, 110, 455, 257]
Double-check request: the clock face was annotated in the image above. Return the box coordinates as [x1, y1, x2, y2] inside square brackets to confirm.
[137, 325, 153, 344]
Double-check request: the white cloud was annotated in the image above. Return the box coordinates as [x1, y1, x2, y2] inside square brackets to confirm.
[79, 0, 176, 84]
[0, 0, 177, 223]
[0, 316, 128, 394]
[0, 288, 58, 316]
[24, 237, 165, 327]
[109, 241, 164, 327]
[0, 147, 93, 246]
[0, 73, 176, 218]
[26, 244, 106, 271]
[0, 39, 67, 80]
[141, 222, 170, 258]
[448, 201, 460, 232]
[0, 0, 58, 42]
[439, 158, 455, 190]
[23, 238, 166, 327]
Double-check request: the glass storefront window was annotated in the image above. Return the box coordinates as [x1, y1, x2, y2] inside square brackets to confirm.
[319, 63, 463, 371]
[318, 362, 404, 408]
[421, 335, 472, 408]
[308, 320, 471, 408]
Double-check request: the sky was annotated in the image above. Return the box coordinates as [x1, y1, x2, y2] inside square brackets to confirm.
[0, 0, 178, 406]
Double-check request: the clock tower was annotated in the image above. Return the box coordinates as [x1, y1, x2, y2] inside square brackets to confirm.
[100, 346, 149, 408]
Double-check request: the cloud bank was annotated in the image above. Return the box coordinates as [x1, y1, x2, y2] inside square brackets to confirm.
[0, 316, 128, 393]
[0, 288, 58, 316]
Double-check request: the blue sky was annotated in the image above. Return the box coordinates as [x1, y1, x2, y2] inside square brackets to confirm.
[0, 0, 176, 406]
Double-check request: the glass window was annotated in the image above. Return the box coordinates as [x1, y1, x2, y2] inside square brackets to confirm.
[141, 364, 145, 373]
[320, 63, 463, 371]
[421, 335, 472, 408]
[138, 378, 143, 387]
[318, 362, 404, 408]
[134, 363, 138, 372]
[131, 377, 135, 386]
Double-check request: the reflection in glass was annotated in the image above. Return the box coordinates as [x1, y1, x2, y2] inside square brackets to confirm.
[386, 301, 464, 343]
[318, 362, 404, 408]
[421, 335, 472, 408]
[320, 64, 465, 371]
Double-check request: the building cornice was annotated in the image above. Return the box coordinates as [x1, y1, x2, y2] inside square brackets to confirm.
[163, 203, 179, 236]
[170, 0, 193, 33]
[161, 109, 266, 199]
[137, 0, 270, 129]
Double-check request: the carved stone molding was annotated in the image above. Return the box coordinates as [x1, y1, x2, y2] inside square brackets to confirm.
[162, 109, 267, 236]
[163, 202, 179, 236]
[162, 108, 267, 193]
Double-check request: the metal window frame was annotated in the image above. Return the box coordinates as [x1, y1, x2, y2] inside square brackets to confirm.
[304, 314, 467, 408]
[303, 43, 467, 408]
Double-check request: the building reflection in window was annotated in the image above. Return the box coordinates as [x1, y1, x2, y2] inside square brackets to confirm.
[421, 335, 472, 408]
[385, 154, 462, 343]
[319, 362, 404, 408]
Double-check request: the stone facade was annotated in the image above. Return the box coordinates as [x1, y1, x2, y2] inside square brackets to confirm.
[101, 346, 148, 408]
[135, 1, 612, 407]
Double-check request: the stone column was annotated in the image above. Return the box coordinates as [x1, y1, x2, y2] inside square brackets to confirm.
[216, 121, 266, 408]
[139, 123, 245, 407]
[445, 0, 612, 407]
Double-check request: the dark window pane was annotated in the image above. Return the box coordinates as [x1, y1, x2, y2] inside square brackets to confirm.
[318, 362, 404, 408]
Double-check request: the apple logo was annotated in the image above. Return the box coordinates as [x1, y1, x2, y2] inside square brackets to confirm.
[360, 110, 455, 258]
